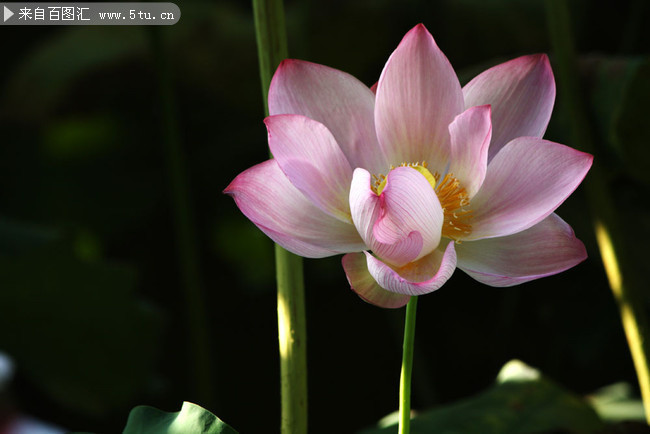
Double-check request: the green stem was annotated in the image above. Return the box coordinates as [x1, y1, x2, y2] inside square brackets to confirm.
[545, 0, 650, 423]
[252, 1, 308, 433]
[151, 28, 215, 407]
[276, 246, 308, 433]
[252, 0, 288, 114]
[399, 296, 418, 434]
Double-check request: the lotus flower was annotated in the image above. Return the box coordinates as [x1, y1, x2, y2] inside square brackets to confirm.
[225, 24, 592, 308]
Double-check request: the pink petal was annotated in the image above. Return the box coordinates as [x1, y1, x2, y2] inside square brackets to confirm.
[342, 252, 411, 308]
[375, 24, 464, 174]
[468, 137, 593, 240]
[349, 167, 443, 267]
[225, 159, 365, 258]
[364, 241, 457, 296]
[266, 114, 353, 222]
[463, 54, 556, 161]
[268, 59, 387, 174]
[448, 105, 492, 197]
[456, 213, 587, 286]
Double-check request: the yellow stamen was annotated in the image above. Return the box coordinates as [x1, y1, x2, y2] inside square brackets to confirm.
[373, 161, 436, 195]
[434, 172, 472, 240]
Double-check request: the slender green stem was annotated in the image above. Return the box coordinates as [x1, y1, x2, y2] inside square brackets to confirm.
[151, 28, 215, 407]
[252, 1, 308, 433]
[399, 296, 418, 434]
[545, 0, 650, 423]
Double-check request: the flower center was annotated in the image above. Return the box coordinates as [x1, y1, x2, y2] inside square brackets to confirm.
[372, 161, 472, 240]
[372, 161, 436, 195]
[434, 172, 472, 239]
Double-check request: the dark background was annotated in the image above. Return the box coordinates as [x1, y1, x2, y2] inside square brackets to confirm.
[1, 0, 649, 432]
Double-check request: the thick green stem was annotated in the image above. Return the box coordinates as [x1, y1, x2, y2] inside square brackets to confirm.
[545, 0, 650, 423]
[252, 1, 308, 433]
[399, 296, 418, 434]
[151, 28, 215, 408]
[276, 246, 308, 433]
[252, 0, 288, 112]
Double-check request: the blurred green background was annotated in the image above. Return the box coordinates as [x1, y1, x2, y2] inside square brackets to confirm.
[1, 0, 649, 432]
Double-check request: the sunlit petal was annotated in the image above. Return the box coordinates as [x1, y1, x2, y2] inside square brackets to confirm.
[448, 104, 492, 198]
[463, 54, 555, 161]
[468, 137, 593, 240]
[457, 213, 587, 286]
[225, 160, 365, 257]
[364, 241, 457, 296]
[266, 114, 353, 222]
[349, 167, 443, 267]
[269, 59, 387, 174]
[375, 24, 464, 174]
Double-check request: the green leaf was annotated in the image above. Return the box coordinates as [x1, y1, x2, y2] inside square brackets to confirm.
[588, 383, 645, 422]
[123, 402, 238, 434]
[359, 360, 604, 434]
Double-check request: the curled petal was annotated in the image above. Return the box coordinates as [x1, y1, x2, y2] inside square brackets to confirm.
[349, 169, 423, 265]
[349, 167, 443, 267]
[375, 24, 464, 174]
[266, 114, 353, 222]
[365, 241, 457, 296]
[448, 105, 492, 198]
[225, 160, 365, 258]
[463, 54, 556, 161]
[268, 59, 387, 174]
[349, 169, 383, 248]
[456, 213, 587, 286]
[468, 137, 593, 240]
[342, 252, 411, 309]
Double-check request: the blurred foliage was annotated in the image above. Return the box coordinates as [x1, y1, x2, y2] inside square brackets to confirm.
[0, 219, 161, 417]
[1, 27, 146, 120]
[613, 59, 650, 187]
[589, 382, 646, 423]
[359, 360, 605, 434]
[0, 0, 649, 432]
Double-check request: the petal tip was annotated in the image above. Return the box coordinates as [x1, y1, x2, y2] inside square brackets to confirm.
[404, 22, 434, 43]
[531, 53, 555, 85]
[518, 53, 551, 69]
[413, 22, 428, 31]
[276, 58, 301, 71]
[223, 176, 239, 196]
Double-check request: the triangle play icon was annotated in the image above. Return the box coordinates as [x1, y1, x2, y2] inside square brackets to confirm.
[4, 6, 14, 22]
